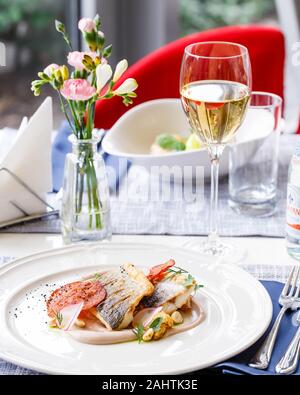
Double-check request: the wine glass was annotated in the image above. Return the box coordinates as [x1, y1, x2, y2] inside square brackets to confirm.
[180, 41, 252, 260]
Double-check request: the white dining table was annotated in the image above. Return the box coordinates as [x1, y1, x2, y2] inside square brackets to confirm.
[0, 233, 296, 268]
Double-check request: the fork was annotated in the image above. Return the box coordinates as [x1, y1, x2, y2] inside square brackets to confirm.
[276, 311, 300, 374]
[249, 266, 300, 370]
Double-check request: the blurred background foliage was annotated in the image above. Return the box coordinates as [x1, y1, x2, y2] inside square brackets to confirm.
[0, 0, 67, 128]
[179, 0, 277, 35]
[0, 0, 279, 129]
[0, 0, 65, 64]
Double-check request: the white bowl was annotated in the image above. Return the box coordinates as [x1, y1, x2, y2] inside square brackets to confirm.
[102, 98, 280, 180]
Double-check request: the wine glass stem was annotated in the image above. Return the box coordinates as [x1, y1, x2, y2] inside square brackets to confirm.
[209, 156, 220, 247]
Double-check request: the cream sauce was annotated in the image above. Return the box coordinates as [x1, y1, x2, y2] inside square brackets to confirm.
[68, 299, 205, 345]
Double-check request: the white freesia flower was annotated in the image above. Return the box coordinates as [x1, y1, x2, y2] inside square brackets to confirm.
[114, 78, 138, 94]
[113, 59, 128, 82]
[96, 63, 112, 92]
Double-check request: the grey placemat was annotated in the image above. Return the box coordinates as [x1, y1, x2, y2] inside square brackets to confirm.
[0, 254, 294, 375]
[0, 134, 297, 237]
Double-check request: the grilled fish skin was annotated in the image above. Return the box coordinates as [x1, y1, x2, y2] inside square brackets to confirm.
[142, 273, 196, 314]
[94, 263, 154, 330]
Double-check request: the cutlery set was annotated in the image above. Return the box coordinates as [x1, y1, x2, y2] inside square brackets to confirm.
[249, 266, 300, 374]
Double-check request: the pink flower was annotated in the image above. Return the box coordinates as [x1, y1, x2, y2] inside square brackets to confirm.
[43, 63, 60, 77]
[78, 17, 96, 33]
[60, 79, 96, 101]
[67, 51, 98, 71]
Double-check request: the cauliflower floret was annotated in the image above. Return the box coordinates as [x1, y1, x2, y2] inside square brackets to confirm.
[171, 311, 183, 324]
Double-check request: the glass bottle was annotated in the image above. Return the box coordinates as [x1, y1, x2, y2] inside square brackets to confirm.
[286, 141, 300, 260]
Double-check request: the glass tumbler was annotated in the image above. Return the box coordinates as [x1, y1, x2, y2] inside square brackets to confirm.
[228, 92, 282, 217]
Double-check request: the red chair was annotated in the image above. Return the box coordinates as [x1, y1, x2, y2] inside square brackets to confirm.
[94, 25, 285, 130]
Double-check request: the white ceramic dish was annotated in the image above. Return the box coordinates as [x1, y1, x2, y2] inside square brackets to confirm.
[102, 99, 281, 179]
[0, 242, 272, 375]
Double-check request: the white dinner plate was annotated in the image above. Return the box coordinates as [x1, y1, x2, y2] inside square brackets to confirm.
[0, 242, 272, 375]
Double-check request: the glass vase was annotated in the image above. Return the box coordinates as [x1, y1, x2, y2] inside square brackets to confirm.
[61, 134, 112, 244]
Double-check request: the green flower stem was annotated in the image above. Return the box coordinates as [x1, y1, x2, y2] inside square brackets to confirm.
[75, 168, 79, 213]
[78, 169, 84, 212]
[86, 161, 93, 228]
[85, 102, 92, 139]
[75, 101, 86, 135]
[68, 100, 82, 138]
[88, 157, 102, 229]
[57, 91, 76, 134]
[91, 71, 97, 88]
[85, 101, 95, 138]
[75, 147, 102, 231]
[90, 158, 103, 209]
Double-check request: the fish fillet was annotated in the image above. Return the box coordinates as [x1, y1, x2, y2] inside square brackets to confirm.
[142, 273, 196, 314]
[93, 263, 154, 330]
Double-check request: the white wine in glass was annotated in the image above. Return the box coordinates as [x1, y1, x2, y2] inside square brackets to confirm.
[180, 42, 252, 260]
[181, 80, 250, 145]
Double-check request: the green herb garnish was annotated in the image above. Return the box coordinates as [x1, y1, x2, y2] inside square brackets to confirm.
[166, 266, 204, 292]
[93, 272, 102, 281]
[183, 274, 195, 287]
[155, 134, 186, 152]
[166, 266, 188, 280]
[167, 266, 188, 274]
[133, 324, 145, 343]
[54, 311, 63, 327]
[149, 317, 164, 332]
[194, 284, 204, 293]
[133, 317, 164, 343]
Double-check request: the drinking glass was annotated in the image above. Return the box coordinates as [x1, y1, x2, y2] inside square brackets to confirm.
[180, 41, 252, 258]
[228, 92, 282, 217]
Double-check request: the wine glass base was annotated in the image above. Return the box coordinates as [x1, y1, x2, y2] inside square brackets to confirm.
[182, 239, 247, 264]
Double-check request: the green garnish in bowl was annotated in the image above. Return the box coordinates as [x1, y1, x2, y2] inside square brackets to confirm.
[155, 134, 186, 152]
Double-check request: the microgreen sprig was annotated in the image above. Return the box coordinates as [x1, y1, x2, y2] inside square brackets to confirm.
[133, 316, 164, 343]
[132, 324, 145, 343]
[183, 274, 195, 287]
[93, 272, 102, 281]
[165, 266, 188, 280]
[54, 311, 63, 327]
[166, 266, 204, 292]
[149, 317, 163, 332]
[194, 284, 204, 292]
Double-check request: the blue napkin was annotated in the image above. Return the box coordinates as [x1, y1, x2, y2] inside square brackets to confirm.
[51, 122, 129, 193]
[215, 281, 300, 375]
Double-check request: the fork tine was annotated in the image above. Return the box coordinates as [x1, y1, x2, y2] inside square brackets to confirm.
[282, 266, 295, 297]
[293, 266, 300, 298]
[288, 266, 299, 297]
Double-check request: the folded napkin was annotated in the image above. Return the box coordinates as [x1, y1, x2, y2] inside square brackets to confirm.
[215, 281, 300, 375]
[51, 122, 129, 193]
[0, 97, 53, 224]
